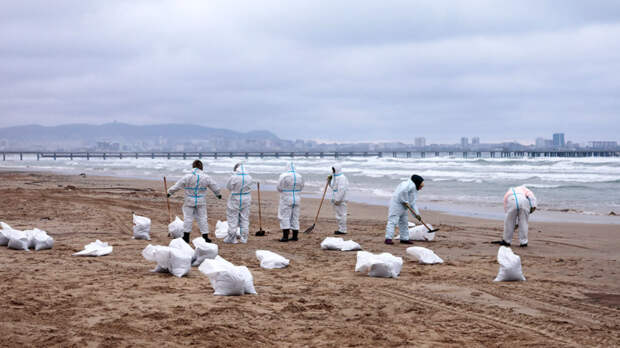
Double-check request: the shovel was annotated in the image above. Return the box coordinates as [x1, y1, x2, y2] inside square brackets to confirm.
[303, 178, 330, 234]
[163, 176, 172, 223]
[255, 182, 267, 236]
[406, 204, 439, 233]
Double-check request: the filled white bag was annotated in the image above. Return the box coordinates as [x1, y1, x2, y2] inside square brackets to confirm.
[168, 216, 184, 238]
[73, 240, 113, 257]
[0, 222, 13, 246]
[142, 244, 171, 273]
[192, 237, 218, 266]
[256, 250, 290, 269]
[406, 246, 443, 264]
[7, 229, 30, 251]
[199, 256, 257, 296]
[132, 214, 151, 240]
[408, 225, 436, 241]
[494, 246, 526, 282]
[31, 229, 54, 251]
[320, 237, 362, 251]
[355, 251, 402, 278]
[215, 220, 229, 239]
[168, 238, 194, 277]
[215, 220, 240, 239]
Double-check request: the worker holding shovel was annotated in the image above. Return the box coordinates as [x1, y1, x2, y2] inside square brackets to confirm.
[385, 175, 425, 245]
[328, 163, 349, 235]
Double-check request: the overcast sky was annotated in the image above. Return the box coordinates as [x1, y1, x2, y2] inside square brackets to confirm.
[1, 1, 619, 143]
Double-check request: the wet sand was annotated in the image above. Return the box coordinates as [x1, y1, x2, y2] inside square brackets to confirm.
[0, 171, 619, 347]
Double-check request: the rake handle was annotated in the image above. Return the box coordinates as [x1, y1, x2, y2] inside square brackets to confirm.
[257, 182, 263, 230]
[163, 176, 172, 224]
[312, 179, 330, 226]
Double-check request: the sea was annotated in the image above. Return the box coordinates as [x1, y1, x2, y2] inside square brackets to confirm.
[2, 155, 619, 224]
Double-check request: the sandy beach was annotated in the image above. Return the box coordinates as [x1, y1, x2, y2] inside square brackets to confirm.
[0, 170, 619, 347]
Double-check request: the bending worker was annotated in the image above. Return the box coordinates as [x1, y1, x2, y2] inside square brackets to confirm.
[277, 162, 304, 242]
[168, 160, 222, 244]
[385, 175, 425, 245]
[328, 163, 349, 235]
[500, 185, 537, 247]
[224, 163, 253, 244]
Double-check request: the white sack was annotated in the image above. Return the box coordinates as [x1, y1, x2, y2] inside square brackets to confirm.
[256, 250, 290, 269]
[142, 244, 171, 273]
[320, 237, 362, 251]
[0, 222, 13, 246]
[168, 216, 184, 238]
[31, 229, 54, 251]
[215, 220, 240, 239]
[406, 246, 443, 264]
[168, 238, 194, 277]
[199, 256, 257, 296]
[494, 246, 526, 282]
[408, 224, 436, 241]
[355, 251, 402, 278]
[7, 229, 29, 251]
[192, 237, 218, 266]
[73, 240, 113, 257]
[132, 214, 151, 240]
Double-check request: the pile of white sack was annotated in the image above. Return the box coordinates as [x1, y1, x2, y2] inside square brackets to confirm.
[168, 216, 184, 238]
[256, 250, 289, 269]
[355, 251, 402, 278]
[320, 237, 362, 251]
[406, 246, 443, 264]
[494, 246, 526, 282]
[142, 237, 219, 277]
[214, 220, 240, 239]
[133, 214, 151, 240]
[199, 256, 257, 296]
[73, 240, 113, 257]
[0, 222, 54, 251]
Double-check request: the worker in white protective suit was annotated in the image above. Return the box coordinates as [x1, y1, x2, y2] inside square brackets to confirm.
[385, 175, 425, 245]
[328, 163, 348, 235]
[277, 162, 304, 242]
[224, 163, 253, 244]
[168, 160, 222, 244]
[499, 185, 537, 247]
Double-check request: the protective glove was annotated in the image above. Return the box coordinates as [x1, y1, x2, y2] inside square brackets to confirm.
[327, 175, 333, 181]
[530, 207, 536, 214]
[414, 213, 421, 221]
[216, 194, 222, 200]
[167, 193, 171, 198]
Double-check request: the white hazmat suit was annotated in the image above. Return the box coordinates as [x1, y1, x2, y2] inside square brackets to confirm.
[168, 168, 221, 237]
[503, 185, 537, 245]
[224, 164, 253, 244]
[277, 162, 304, 230]
[385, 179, 420, 241]
[329, 163, 348, 233]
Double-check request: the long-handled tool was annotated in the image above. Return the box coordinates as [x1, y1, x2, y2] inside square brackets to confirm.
[255, 182, 267, 236]
[303, 179, 330, 234]
[406, 204, 439, 233]
[163, 176, 172, 224]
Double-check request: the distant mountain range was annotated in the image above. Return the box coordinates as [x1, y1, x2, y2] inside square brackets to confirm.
[0, 123, 280, 143]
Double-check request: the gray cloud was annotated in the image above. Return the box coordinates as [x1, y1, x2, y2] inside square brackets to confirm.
[1, 0, 619, 143]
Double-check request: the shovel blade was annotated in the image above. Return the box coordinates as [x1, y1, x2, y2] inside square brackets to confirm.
[255, 229, 266, 237]
[303, 224, 316, 234]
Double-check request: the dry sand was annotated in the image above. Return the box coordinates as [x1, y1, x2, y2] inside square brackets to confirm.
[0, 171, 619, 347]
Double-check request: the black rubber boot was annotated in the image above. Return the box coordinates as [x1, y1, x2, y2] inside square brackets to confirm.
[183, 232, 190, 244]
[291, 230, 299, 241]
[202, 234, 212, 243]
[279, 229, 290, 242]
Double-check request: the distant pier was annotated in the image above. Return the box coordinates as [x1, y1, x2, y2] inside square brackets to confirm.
[1, 150, 619, 161]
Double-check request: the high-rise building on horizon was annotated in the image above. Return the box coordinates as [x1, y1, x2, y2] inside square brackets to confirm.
[471, 137, 480, 145]
[414, 137, 426, 147]
[461, 137, 469, 148]
[553, 133, 565, 147]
